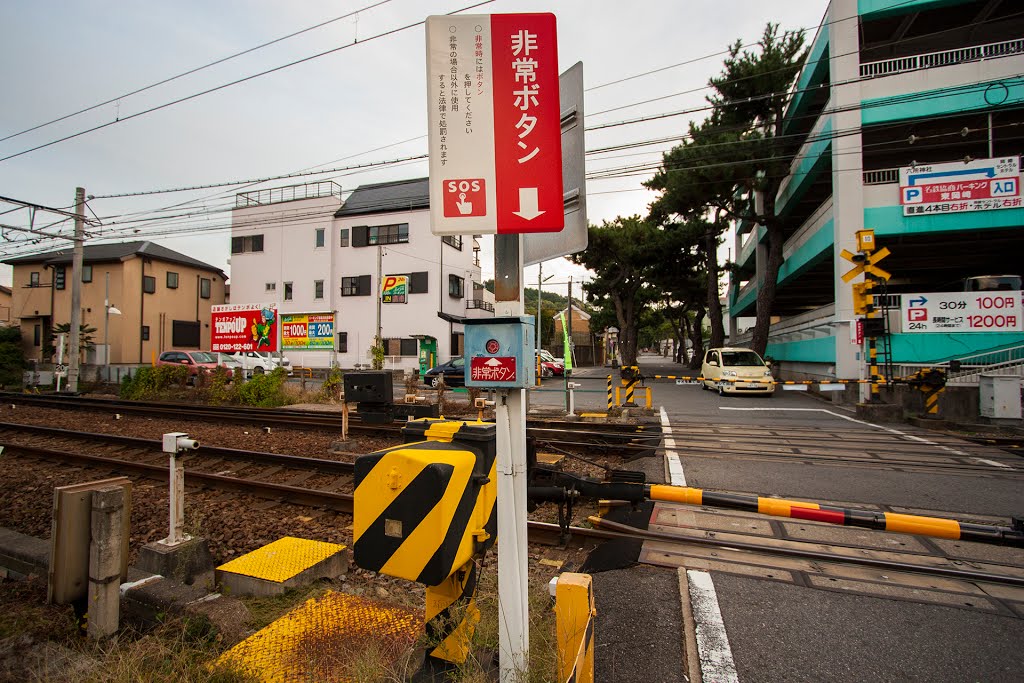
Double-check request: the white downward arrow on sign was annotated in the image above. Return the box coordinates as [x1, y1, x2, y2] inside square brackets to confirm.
[485, 357, 503, 367]
[512, 187, 545, 220]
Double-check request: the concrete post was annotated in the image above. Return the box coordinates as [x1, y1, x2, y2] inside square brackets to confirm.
[88, 485, 125, 639]
[829, 0, 868, 397]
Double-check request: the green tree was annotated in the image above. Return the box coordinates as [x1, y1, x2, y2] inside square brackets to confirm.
[0, 326, 25, 388]
[647, 24, 807, 355]
[571, 216, 663, 366]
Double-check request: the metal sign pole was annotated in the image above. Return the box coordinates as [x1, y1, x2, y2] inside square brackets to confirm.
[494, 233, 530, 678]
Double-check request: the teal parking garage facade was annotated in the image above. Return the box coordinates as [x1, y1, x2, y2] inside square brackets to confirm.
[729, 0, 1024, 378]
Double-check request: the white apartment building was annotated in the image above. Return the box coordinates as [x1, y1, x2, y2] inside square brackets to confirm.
[228, 179, 494, 373]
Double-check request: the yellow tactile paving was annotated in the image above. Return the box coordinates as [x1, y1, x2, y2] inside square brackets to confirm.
[216, 537, 346, 583]
[579, 412, 608, 418]
[215, 591, 423, 683]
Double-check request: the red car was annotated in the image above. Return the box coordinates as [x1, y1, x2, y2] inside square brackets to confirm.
[537, 350, 565, 378]
[156, 350, 239, 378]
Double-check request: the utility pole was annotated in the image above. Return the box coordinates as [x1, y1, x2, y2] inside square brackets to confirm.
[68, 187, 85, 392]
[375, 245, 383, 345]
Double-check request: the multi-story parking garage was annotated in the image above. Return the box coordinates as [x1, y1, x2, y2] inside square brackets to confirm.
[728, 0, 1024, 388]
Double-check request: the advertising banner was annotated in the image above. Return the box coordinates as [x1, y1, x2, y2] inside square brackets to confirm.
[900, 292, 1023, 333]
[281, 313, 335, 349]
[899, 157, 1020, 216]
[426, 13, 563, 235]
[211, 303, 278, 352]
[381, 275, 408, 304]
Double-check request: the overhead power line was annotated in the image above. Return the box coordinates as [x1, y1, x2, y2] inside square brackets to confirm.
[0, 0, 496, 165]
[0, 0, 395, 145]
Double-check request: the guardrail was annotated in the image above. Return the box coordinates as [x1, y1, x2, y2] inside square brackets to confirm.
[860, 38, 1024, 78]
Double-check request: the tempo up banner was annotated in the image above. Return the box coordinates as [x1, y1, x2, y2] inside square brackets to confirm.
[211, 303, 278, 352]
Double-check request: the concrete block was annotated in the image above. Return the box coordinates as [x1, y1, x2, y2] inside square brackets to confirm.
[136, 537, 214, 586]
[88, 485, 125, 639]
[216, 539, 348, 598]
[855, 402, 904, 423]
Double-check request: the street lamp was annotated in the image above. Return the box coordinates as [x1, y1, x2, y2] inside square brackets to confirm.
[104, 271, 121, 382]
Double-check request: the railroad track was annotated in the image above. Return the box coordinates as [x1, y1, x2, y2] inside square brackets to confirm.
[0, 392, 663, 456]
[3, 423, 1023, 594]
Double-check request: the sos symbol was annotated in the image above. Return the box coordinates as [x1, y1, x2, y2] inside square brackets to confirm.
[485, 339, 500, 354]
[443, 178, 486, 217]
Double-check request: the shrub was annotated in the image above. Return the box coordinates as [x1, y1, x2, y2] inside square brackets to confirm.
[320, 368, 343, 402]
[197, 366, 237, 405]
[120, 365, 189, 399]
[236, 367, 288, 407]
[0, 326, 25, 389]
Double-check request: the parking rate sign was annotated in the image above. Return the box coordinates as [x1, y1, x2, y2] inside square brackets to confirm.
[900, 292, 1023, 333]
[426, 13, 563, 235]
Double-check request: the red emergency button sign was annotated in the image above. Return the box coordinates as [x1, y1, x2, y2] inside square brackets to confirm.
[485, 338, 501, 354]
[470, 356, 517, 383]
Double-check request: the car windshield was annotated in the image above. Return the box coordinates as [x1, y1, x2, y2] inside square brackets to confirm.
[720, 351, 765, 367]
[190, 352, 217, 363]
[538, 350, 556, 362]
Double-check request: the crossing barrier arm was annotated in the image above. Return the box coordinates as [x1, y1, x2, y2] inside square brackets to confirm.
[526, 469, 1024, 548]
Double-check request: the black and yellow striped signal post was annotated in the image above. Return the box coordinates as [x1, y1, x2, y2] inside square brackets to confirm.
[620, 365, 640, 408]
[909, 367, 947, 417]
[353, 419, 497, 667]
[842, 229, 891, 402]
[606, 375, 613, 411]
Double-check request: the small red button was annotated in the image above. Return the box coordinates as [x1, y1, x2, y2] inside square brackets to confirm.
[485, 339, 500, 354]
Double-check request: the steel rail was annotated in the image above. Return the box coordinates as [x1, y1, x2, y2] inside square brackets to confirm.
[0, 422, 357, 475]
[1, 441, 354, 512]
[590, 517, 1024, 588]
[6, 437, 1022, 587]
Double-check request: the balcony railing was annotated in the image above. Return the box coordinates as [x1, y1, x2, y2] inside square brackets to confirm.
[236, 181, 342, 208]
[860, 38, 1024, 79]
[466, 299, 494, 312]
[863, 168, 900, 185]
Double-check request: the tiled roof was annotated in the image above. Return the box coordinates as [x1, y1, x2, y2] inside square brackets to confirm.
[335, 178, 429, 217]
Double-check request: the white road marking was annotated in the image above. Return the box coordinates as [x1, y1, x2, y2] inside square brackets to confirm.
[718, 406, 979, 458]
[663, 408, 738, 681]
[687, 569, 740, 683]
[973, 457, 1011, 469]
[661, 406, 686, 486]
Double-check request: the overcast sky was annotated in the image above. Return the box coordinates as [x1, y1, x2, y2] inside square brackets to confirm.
[0, 0, 826, 300]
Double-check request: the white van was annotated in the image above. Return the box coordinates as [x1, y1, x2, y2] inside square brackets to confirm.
[230, 351, 293, 376]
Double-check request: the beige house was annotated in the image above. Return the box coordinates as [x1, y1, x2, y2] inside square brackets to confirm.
[0, 285, 13, 326]
[2, 242, 226, 365]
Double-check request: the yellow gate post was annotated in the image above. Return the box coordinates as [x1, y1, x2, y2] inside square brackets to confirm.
[555, 573, 595, 683]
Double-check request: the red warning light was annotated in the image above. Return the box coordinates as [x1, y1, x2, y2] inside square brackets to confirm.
[485, 339, 500, 354]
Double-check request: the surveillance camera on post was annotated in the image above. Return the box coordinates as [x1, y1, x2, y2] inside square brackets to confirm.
[162, 432, 199, 454]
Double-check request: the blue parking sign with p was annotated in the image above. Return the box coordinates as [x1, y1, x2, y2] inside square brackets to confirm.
[902, 187, 922, 203]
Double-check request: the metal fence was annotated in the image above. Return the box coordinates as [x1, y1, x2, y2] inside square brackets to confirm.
[860, 38, 1024, 78]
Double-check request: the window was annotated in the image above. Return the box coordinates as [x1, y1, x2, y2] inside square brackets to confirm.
[314, 280, 324, 299]
[341, 275, 371, 296]
[265, 282, 276, 292]
[167, 272, 179, 289]
[143, 275, 156, 294]
[30, 272, 40, 287]
[54, 266, 66, 290]
[172, 320, 200, 347]
[383, 338, 419, 356]
[200, 278, 211, 299]
[33, 324, 41, 346]
[82, 265, 93, 283]
[409, 271, 429, 294]
[339, 228, 349, 247]
[337, 332, 348, 353]
[400, 338, 418, 356]
[284, 282, 293, 301]
[141, 325, 150, 341]
[351, 224, 409, 247]
[442, 235, 463, 250]
[449, 274, 464, 298]
[315, 228, 325, 248]
[231, 234, 264, 253]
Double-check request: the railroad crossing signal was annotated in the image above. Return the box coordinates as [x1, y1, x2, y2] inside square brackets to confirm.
[841, 246, 891, 282]
[852, 281, 876, 315]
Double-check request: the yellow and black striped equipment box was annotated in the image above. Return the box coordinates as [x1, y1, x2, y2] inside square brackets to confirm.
[353, 420, 497, 586]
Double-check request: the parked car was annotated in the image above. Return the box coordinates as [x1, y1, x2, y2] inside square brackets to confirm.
[701, 347, 774, 396]
[423, 357, 465, 388]
[156, 350, 234, 379]
[229, 350, 292, 375]
[537, 349, 565, 378]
